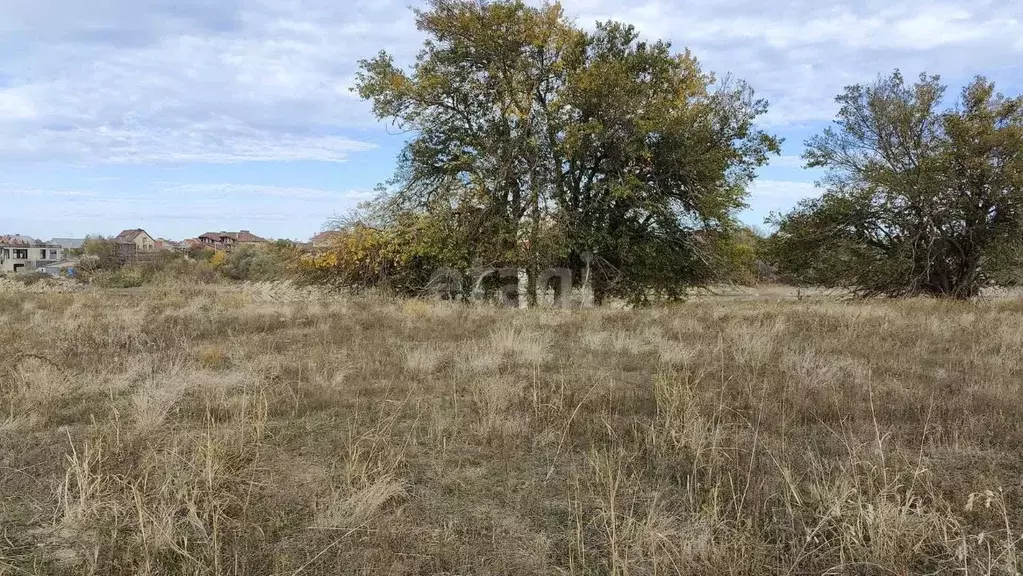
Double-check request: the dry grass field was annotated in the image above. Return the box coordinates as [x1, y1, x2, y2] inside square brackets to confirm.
[1, 283, 1022, 575]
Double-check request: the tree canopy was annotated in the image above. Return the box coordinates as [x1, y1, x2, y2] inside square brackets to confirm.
[348, 0, 779, 303]
[768, 72, 1023, 298]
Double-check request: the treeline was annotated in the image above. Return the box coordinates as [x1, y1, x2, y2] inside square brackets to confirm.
[74, 237, 301, 287]
[56, 0, 1020, 301]
[303, 0, 1023, 301]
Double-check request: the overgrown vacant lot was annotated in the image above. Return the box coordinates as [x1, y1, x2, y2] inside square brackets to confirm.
[2, 286, 1022, 575]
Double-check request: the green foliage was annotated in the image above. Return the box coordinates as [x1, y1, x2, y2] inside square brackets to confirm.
[769, 72, 1023, 298]
[987, 243, 1023, 286]
[71, 241, 301, 287]
[353, 0, 779, 301]
[221, 248, 258, 281]
[53, 235, 303, 288]
[301, 221, 443, 295]
[222, 245, 297, 282]
[708, 226, 769, 286]
[188, 245, 215, 262]
[80, 236, 121, 271]
[302, 223, 394, 289]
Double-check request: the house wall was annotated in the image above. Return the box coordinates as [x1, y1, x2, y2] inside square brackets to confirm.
[118, 242, 138, 263]
[199, 236, 222, 250]
[134, 232, 156, 252]
[0, 245, 64, 273]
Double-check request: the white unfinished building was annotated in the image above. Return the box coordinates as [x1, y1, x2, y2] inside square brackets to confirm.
[0, 235, 65, 273]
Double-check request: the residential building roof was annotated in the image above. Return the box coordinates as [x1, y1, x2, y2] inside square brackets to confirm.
[200, 230, 266, 243]
[230, 230, 265, 243]
[115, 229, 149, 243]
[48, 238, 85, 249]
[311, 231, 340, 245]
[0, 234, 39, 246]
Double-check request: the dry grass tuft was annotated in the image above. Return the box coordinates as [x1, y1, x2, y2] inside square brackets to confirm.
[404, 344, 446, 375]
[196, 344, 231, 370]
[314, 475, 410, 530]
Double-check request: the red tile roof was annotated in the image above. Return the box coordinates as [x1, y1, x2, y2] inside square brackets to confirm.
[311, 231, 340, 245]
[233, 230, 265, 243]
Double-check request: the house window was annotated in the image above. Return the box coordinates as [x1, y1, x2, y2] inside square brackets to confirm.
[50, 250, 58, 260]
[40, 249, 47, 259]
[14, 249, 28, 259]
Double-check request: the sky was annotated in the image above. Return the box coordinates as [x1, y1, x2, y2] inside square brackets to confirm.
[1, 0, 1021, 242]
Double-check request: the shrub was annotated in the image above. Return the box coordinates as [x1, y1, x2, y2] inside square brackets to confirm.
[301, 224, 397, 290]
[300, 220, 453, 295]
[95, 269, 144, 288]
[209, 251, 227, 269]
[707, 226, 767, 286]
[188, 245, 216, 262]
[79, 236, 121, 271]
[222, 245, 293, 281]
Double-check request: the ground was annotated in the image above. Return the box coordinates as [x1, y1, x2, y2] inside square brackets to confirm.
[1, 282, 1021, 575]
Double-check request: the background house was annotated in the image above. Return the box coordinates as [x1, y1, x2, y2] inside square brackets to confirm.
[115, 229, 157, 262]
[115, 229, 156, 252]
[198, 232, 222, 249]
[229, 230, 266, 250]
[198, 230, 267, 252]
[48, 238, 85, 251]
[0, 235, 64, 273]
[178, 238, 203, 252]
[311, 231, 340, 247]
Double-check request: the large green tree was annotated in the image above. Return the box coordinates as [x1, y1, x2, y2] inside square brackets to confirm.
[769, 72, 1023, 298]
[355, 0, 778, 303]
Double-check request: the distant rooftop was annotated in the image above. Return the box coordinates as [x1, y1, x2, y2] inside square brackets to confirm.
[199, 230, 266, 243]
[115, 229, 148, 243]
[48, 238, 85, 249]
[0, 234, 41, 246]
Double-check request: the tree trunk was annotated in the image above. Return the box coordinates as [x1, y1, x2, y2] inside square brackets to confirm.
[517, 268, 529, 309]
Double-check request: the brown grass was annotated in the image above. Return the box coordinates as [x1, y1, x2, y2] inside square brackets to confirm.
[1, 286, 1022, 574]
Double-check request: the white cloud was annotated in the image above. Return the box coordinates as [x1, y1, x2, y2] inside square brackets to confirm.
[0, 88, 37, 119]
[0, 123, 375, 164]
[0, 0, 1020, 165]
[0, 0, 415, 165]
[568, 0, 1023, 125]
